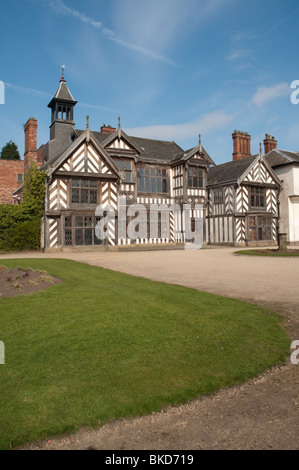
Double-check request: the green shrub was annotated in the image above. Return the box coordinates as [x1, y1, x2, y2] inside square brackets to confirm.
[0, 164, 46, 251]
[2, 218, 41, 251]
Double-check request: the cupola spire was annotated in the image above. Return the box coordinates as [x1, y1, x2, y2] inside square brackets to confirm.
[47, 70, 78, 160]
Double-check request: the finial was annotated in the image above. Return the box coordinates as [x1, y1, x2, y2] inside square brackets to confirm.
[118, 116, 121, 139]
[199, 133, 202, 151]
[259, 142, 262, 155]
[60, 65, 66, 82]
[86, 115, 90, 142]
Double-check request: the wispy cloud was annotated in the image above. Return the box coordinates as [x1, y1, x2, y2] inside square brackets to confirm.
[5, 82, 51, 98]
[78, 102, 123, 115]
[125, 111, 235, 141]
[5, 82, 118, 114]
[48, 0, 178, 66]
[226, 49, 252, 61]
[250, 83, 290, 107]
[263, 7, 299, 36]
[48, 0, 102, 28]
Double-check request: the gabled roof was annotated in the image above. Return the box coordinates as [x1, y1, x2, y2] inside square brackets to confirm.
[101, 129, 147, 156]
[44, 129, 120, 179]
[207, 153, 281, 187]
[265, 149, 299, 167]
[172, 144, 215, 166]
[74, 130, 184, 163]
[132, 136, 183, 162]
[208, 156, 255, 186]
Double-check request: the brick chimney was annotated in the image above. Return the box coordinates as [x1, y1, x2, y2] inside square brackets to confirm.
[232, 130, 251, 161]
[263, 134, 277, 154]
[100, 124, 116, 134]
[24, 117, 38, 172]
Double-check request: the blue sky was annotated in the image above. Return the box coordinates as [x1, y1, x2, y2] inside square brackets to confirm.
[1, 0, 299, 164]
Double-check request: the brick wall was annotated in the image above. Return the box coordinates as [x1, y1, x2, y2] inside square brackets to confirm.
[0, 159, 24, 204]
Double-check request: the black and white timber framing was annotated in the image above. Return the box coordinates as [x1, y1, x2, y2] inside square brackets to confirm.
[207, 153, 281, 246]
[26, 75, 282, 250]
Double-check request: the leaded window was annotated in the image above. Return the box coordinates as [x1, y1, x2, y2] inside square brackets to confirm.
[112, 158, 132, 182]
[214, 190, 223, 204]
[137, 167, 167, 193]
[250, 186, 265, 208]
[63, 215, 103, 246]
[187, 168, 203, 188]
[71, 179, 98, 204]
[249, 215, 272, 241]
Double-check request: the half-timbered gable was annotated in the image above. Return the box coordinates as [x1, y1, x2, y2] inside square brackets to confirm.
[207, 152, 281, 246]
[43, 127, 122, 249]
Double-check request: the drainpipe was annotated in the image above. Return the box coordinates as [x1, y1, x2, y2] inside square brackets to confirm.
[276, 186, 282, 248]
[42, 177, 48, 253]
[207, 188, 211, 244]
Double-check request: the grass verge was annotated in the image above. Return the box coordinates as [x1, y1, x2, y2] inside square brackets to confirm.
[235, 249, 299, 257]
[0, 258, 290, 449]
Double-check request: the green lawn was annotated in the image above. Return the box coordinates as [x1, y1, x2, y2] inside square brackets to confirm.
[235, 249, 299, 257]
[0, 259, 290, 449]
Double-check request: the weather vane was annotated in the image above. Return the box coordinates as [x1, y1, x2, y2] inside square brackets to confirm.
[61, 64, 65, 79]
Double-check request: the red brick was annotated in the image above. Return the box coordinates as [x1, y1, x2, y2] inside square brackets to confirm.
[0, 159, 24, 204]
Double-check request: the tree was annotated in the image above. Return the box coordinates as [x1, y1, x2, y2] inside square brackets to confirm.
[22, 163, 47, 218]
[0, 140, 21, 160]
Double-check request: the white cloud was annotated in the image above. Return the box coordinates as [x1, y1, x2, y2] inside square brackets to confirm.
[125, 111, 235, 141]
[226, 49, 252, 61]
[48, 0, 102, 28]
[250, 83, 290, 107]
[47, 0, 178, 66]
[5, 82, 51, 98]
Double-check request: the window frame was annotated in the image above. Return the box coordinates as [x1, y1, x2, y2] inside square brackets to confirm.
[137, 166, 168, 194]
[70, 178, 98, 205]
[187, 167, 204, 189]
[112, 157, 133, 183]
[214, 189, 223, 204]
[63, 214, 104, 247]
[250, 186, 266, 209]
[248, 214, 272, 241]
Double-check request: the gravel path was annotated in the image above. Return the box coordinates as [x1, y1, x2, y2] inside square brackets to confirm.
[1, 247, 298, 450]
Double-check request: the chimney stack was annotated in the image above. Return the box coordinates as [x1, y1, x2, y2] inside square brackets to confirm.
[232, 130, 251, 161]
[24, 117, 38, 173]
[100, 124, 116, 134]
[263, 134, 277, 154]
